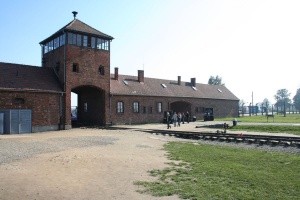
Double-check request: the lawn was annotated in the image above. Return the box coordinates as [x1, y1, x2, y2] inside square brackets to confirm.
[213, 114, 300, 135]
[216, 113, 300, 123]
[135, 142, 300, 200]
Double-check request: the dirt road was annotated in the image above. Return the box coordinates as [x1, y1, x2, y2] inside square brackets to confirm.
[0, 127, 181, 200]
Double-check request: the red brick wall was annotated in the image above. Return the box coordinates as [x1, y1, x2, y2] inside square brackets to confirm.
[64, 45, 111, 126]
[42, 44, 111, 127]
[110, 95, 238, 124]
[0, 91, 61, 127]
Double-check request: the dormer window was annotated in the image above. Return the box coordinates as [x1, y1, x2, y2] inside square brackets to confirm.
[123, 80, 128, 85]
[161, 84, 167, 88]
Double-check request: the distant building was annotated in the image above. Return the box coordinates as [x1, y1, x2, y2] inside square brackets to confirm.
[0, 13, 239, 134]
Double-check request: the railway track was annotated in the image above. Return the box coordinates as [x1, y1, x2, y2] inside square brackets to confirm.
[143, 129, 300, 148]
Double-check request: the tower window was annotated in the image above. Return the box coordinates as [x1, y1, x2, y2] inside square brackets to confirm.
[72, 63, 79, 72]
[91, 37, 96, 48]
[83, 35, 88, 47]
[99, 66, 104, 75]
[77, 34, 82, 46]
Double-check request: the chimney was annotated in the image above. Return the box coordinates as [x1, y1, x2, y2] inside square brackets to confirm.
[191, 78, 196, 87]
[114, 67, 119, 80]
[178, 76, 181, 85]
[138, 70, 144, 83]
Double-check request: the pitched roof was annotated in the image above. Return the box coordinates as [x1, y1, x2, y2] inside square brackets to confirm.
[40, 19, 114, 44]
[0, 62, 62, 93]
[110, 74, 239, 101]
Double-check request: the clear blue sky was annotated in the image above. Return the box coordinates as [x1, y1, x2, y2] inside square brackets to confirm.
[1, 0, 299, 105]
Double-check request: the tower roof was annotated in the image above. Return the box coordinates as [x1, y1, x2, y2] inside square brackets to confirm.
[40, 19, 114, 44]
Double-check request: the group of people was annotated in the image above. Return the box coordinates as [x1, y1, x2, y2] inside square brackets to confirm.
[166, 111, 190, 129]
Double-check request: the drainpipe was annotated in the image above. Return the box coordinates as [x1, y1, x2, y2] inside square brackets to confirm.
[59, 93, 64, 130]
[63, 31, 66, 92]
[40, 44, 43, 67]
[109, 93, 113, 125]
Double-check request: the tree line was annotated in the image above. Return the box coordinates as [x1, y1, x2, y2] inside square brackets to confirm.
[208, 75, 300, 116]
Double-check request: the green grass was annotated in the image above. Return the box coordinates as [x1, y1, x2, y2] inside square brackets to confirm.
[216, 114, 300, 123]
[212, 114, 300, 135]
[228, 125, 300, 135]
[135, 142, 300, 200]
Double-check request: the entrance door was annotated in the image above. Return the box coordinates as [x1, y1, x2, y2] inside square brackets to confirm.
[10, 110, 32, 134]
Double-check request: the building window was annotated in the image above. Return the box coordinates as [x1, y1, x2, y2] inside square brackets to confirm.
[98, 66, 104, 75]
[54, 38, 59, 49]
[142, 106, 146, 114]
[83, 35, 88, 47]
[91, 37, 96, 48]
[97, 38, 109, 51]
[72, 63, 79, 72]
[76, 34, 82, 46]
[72, 34, 77, 45]
[149, 107, 152, 114]
[157, 102, 162, 113]
[59, 34, 65, 46]
[117, 101, 124, 113]
[133, 102, 139, 113]
[84, 103, 88, 112]
[14, 98, 25, 104]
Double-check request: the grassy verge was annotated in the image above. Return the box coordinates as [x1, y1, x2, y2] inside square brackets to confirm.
[228, 125, 300, 135]
[216, 114, 300, 123]
[135, 142, 300, 200]
[211, 114, 300, 135]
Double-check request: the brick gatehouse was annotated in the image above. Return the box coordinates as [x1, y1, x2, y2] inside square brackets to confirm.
[0, 13, 239, 134]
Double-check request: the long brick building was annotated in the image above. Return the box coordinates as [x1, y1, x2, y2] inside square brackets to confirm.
[0, 14, 239, 134]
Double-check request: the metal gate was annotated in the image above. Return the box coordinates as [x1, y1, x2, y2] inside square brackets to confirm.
[0, 109, 32, 134]
[0, 113, 3, 134]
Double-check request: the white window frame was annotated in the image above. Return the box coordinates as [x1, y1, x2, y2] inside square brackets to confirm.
[117, 101, 124, 113]
[133, 102, 139, 113]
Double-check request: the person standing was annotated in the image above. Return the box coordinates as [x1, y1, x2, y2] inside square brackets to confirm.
[172, 112, 178, 127]
[177, 112, 181, 127]
[186, 111, 190, 123]
[166, 112, 171, 129]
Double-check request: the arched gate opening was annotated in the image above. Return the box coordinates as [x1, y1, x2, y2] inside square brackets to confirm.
[170, 101, 191, 116]
[71, 86, 105, 127]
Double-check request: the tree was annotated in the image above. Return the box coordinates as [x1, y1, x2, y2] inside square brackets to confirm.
[293, 88, 300, 112]
[274, 89, 291, 117]
[208, 75, 224, 85]
[262, 98, 270, 114]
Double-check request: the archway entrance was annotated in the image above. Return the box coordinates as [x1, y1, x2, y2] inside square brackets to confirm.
[170, 101, 191, 116]
[71, 86, 105, 127]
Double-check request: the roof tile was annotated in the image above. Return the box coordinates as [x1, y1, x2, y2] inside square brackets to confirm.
[0, 62, 63, 93]
[110, 74, 239, 100]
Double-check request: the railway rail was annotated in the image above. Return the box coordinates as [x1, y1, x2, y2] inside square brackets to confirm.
[143, 129, 300, 148]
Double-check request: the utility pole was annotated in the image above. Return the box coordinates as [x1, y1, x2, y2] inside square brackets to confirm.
[252, 91, 254, 115]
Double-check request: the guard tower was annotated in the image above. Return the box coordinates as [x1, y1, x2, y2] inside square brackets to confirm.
[39, 12, 114, 129]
